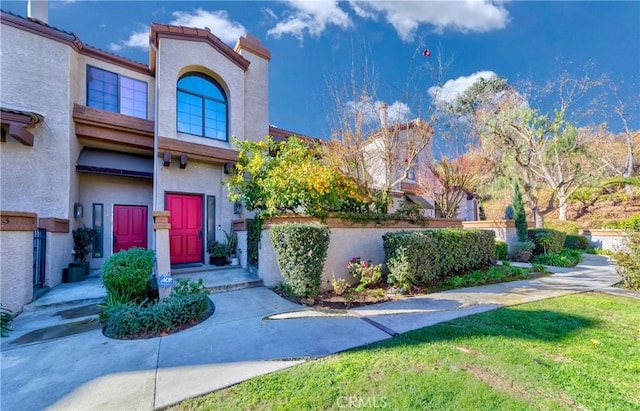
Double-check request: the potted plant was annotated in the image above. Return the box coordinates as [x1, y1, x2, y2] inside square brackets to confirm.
[224, 228, 239, 266]
[70, 226, 98, 276]
[207, 241, 229, 266]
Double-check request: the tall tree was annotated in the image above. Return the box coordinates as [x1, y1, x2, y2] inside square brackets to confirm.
[325, 44, 443, 210]
[512, 183, 528, 242]
[418, 156, 478, 219]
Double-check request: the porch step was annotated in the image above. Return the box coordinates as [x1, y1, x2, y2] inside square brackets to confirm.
[171, 267, 263, 294]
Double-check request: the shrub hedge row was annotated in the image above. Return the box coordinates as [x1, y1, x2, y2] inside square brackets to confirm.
[382, 229, 495, 290]
[270, 223, 330, 298]
[102, 293, 212, 339]
[564, 234, 589, 250]
[527, 228, 566, 256]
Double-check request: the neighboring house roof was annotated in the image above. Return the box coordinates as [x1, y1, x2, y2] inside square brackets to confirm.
[268, 125, 321, 145]
[405, 194, 434, 210]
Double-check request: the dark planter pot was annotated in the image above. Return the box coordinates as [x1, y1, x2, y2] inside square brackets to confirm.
[210, 256, 227, 266]
[63, 266, 85, 283]
[69, 261, 90, 276]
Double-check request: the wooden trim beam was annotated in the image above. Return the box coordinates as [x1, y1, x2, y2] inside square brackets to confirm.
[158, 137, 239, 163]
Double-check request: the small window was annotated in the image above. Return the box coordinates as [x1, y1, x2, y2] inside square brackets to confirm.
[177, 74, 228, 141]
[87, 66, 147, 119]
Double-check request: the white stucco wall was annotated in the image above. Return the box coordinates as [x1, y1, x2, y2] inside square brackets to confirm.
[78, 173, 153, 269]
[581, 230, 630, 252]
[0, 231, 34, 314]
[0, 24, 73, 219]
[155, 38, 245, 143]
[236, 48, 269, 141]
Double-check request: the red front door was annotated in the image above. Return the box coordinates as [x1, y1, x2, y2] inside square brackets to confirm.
[113, 205, 148, 252]
[167, 194, 203, 264]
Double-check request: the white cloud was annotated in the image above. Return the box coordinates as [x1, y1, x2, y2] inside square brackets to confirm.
[266, 0, 352, 43]
[170, 9, 246, 44]
[110, 9, 246, 51]
[428, 71, 498, 106]
[346, 98, 412, 126]
[350, 0, 510, 41]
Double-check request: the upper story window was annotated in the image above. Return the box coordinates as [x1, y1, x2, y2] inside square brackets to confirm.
[177, 74, 227, 141]
[87, 66, 147, 119]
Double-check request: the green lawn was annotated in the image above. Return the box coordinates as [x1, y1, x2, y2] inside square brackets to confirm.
[176, 293, 640, 410]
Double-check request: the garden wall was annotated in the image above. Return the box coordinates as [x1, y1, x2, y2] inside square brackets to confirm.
[580, 229, 629, 252]
[257, 217, 462, 291]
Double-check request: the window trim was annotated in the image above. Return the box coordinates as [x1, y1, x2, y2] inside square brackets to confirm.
[86, 65, 148, 119]
[176, 73, 229, 142]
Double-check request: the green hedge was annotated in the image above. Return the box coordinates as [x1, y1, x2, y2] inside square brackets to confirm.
[270, 223, 330, 298]
[102, 293, 213, 339]
[564, 234, 589, 250]
[102, 248, 155, 302]
[527, 228, 566, 255]
[383, 229, 495, 290]
[495, 241, 508, 260]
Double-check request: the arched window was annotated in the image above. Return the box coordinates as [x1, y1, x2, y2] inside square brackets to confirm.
[177, 74, 227, 141]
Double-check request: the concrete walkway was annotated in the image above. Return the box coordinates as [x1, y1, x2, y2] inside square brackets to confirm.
[0, 254, 633, 410]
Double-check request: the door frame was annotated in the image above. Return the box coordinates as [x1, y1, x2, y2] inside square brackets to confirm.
[165, 191, 205, 265]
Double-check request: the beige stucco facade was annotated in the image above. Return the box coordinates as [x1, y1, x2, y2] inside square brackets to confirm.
[0, 10, 270, 312]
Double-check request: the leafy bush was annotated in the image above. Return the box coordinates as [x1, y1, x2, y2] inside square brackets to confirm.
[504, 205, 514, 220]
[102, 248, 155, 302]
[1, 305, 13, 337]
[532, 248, 583, 267]
[73, 226, 98, 261]
[527, 228, 567, 255]
[602, 214, 640, 231]
[613, 233, 640, 290]
[246, 217, 263, 266]
[495, 241, 508, 260]
[347, 257, 383, 292]
[101, 293, 212, 339]
[270, 223, 330, 298]
[509, 240, 535, 262]
[383, 229, 495, 290]
[564, 234, 589, 250]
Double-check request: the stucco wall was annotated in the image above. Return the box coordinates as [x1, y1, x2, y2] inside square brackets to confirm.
[236, 48, 269, 142]
[0, 231, 34, 314]
[78, 173, 153, 268]
[581, 229, 629, 252]
[0, 24, 73, 219]
[155, 38, 245, 143]
[462, 220, 518, 253]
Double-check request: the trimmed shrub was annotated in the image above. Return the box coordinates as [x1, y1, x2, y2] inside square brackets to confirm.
[495, 241, 508, 260]
[564, 234, 589, 250]
[270, 223, 330, 298]
[527, 228, 566, 255]
[383, 229, 495, 290]
[102, 293, 212, 339]
[102, 248, 155, 302]
[509, 240, 535, 263]
[513, 184, 528, 241]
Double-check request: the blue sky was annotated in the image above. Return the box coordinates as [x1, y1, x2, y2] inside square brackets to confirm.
[4, 1, 640, 149]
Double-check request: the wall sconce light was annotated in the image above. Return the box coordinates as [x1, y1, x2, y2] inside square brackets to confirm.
[223, 162, 234, 174]
[162, 152, 171, 167]
[73, 203, 84, 219]
[179, 154, 188, 169]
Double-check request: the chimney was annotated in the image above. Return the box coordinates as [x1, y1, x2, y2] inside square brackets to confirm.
[28, 0, 48, 24]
